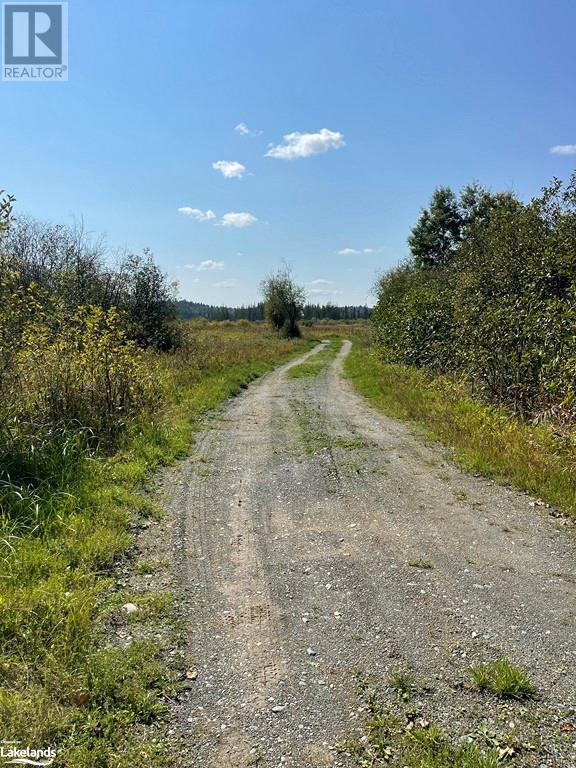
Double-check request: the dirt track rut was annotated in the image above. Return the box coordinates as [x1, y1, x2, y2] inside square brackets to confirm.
[162, 340, 576, 767]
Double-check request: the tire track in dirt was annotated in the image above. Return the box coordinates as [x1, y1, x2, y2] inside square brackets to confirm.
[166, 340, 576, 768]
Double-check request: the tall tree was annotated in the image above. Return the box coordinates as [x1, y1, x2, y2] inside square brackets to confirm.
[408, 186, 463, 268]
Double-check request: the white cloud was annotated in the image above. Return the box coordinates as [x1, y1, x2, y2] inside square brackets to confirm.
[213, 279, 238, 288]
[178, 207, 217, 221]
[309, 278, 334, 286]
[234, 122, 262, 136]
[183, 260, 224, 271]
[337, 247, 375, 255]
[212, 160, 246, 179]
[266, 128, 345, 160]
[198, 260, 224, 271]
[219, 212, 258, 228]
[178, 207, 257, 228]
[550, 144, 576, 155]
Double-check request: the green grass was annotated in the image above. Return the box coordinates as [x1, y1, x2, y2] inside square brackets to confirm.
[341, 719, 501, 768]
[471, 659, 538, 700]
[344, 338, 576, 519]
[388, 666, 420, 700]
[0, 324, 314, 768]
[289, 391, 367, 458]
[289, 399, 332, 454]
[287, 338, 342, 378]
[340, 682, 502, 768]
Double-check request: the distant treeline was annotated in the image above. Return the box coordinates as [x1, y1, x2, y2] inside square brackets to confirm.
[177, 299, 372, 322]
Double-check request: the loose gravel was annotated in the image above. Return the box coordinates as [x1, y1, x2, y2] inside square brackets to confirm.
[152, 341, 576, 767]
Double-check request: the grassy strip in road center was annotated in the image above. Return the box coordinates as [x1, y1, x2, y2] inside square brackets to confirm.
[287, 337, 343, 378]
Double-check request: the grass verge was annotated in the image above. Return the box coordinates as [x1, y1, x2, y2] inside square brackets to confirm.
[344, 337, 576, 519]
[0, 324, 313, 768]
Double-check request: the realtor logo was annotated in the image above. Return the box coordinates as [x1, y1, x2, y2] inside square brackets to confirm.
[3, 2, 68, 81]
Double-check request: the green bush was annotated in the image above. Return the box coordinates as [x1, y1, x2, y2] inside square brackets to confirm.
[373, 173, 576, 422]
[2, 216, 179, 352]
[0, 287, 160, 462]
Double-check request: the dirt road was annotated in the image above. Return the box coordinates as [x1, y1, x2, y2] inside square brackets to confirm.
[161, 340, 575, 767]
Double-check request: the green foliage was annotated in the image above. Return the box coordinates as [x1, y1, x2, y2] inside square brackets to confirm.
[339, 690, 501, 768]
[374, 173, 576, 421]
[0, 189, 15, 232]
[120, 250, 179, 351]
[0, 639, 179, 768]
[261, 266, 306, 337]
[1, 195, 314, 764]
[408, 186, 462, 268]
[0, 317, 312, 766]
[0, 271, 160, 468]
[387, 667, 419, 700]
[2, 216, 179, 352]
[471, 659, 538, 700]
[0, 199, 168, 470]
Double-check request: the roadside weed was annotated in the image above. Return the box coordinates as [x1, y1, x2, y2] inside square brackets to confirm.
[471, 659, 538, 700]
[388, 667, 419, 700]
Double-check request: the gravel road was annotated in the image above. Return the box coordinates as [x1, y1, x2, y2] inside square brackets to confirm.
[159, 340, 576, 767]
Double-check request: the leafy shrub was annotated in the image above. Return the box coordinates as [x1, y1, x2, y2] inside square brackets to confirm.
[373, 173, 576, 422]
[0, 294, 159, 460]
[1, 217, 179, 352]
[261, 266, 306, 338]
[17, 305, 159, 440]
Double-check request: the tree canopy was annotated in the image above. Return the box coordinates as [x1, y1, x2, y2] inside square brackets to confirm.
[260, 266, 306, 338]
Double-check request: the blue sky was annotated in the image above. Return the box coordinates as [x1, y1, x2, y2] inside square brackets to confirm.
[2, 0, 576, 306]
